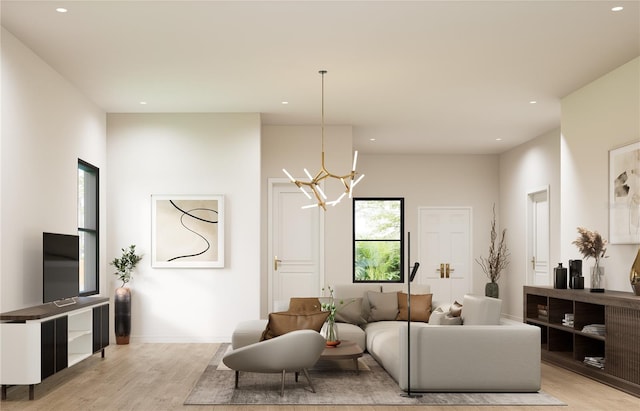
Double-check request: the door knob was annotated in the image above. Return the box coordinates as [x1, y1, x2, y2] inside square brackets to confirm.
[274, 256, 282, 271]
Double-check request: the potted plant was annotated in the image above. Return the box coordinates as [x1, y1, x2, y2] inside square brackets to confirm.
[572, 227, 607, 292]
[476, 205, 509, 298]
[110, 245, 142, 344]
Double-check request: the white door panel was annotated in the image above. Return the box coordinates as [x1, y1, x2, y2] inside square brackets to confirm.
[527, 188, 550, 286]
[269, 181, 323, 312]
[418, 207, 472, 303]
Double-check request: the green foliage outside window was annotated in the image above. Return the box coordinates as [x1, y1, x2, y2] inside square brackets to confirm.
[353, 198, 404, 282]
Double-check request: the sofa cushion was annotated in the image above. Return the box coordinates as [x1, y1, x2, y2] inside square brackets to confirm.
[335, 297, 367, 325]
[260, 311, 329, 340]
[429, 303, 464, 325]
[381, 284, 431, 295]
[367, 291, 399, 321]
[396, 292, 432, 322]
[450, 300, 463, 317]
[462, 294, 502, 325]
[288, 297, 322, 313]
[333, 283, 382, 321]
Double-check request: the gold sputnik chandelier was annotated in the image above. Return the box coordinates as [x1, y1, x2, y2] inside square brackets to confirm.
[282, 70, 364, 210]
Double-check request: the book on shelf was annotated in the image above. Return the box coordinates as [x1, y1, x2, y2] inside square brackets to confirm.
[582, 324, 605, 336]
[583, 356, 605, 369]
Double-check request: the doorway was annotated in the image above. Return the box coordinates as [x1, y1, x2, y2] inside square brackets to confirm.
[527, 187, 550, 286]
[268, 179, 324, 312]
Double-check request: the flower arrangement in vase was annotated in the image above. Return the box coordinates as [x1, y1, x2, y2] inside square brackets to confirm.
[572, 227, 607, 292]
[476, 205, 510, 298]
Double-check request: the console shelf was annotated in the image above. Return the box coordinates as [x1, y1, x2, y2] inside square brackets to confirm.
[524, 286, 640, 397]
[0, 297, 109, 400]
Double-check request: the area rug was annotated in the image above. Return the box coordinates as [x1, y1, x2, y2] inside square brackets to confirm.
[184, 344, 565, 406]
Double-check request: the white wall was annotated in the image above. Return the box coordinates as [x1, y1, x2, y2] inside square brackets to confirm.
[1, 28, 107, 312]
[561, 57, 640, 292]
[357, 154, 500, 298]
[499, 128, 561, 319]
[107, 113, 261, 342]
[261, 125, 353, 316]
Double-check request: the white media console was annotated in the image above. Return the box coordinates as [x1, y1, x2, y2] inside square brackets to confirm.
[1, 297, 109, 400]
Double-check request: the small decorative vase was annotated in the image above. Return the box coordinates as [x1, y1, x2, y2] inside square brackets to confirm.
[590, 262, 605, 293]
[114, 287, 132, 344]
[631, 248, 640, 296]
[485, 281, 499, 298]
[324, 318, 340, 347]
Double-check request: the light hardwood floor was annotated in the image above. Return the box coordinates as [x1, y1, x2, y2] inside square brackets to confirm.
[1, 343, 638, 411]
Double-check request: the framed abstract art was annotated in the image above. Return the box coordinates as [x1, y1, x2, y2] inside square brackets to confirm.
[152, 194, 225, 268]
[609, 141, 640, 244]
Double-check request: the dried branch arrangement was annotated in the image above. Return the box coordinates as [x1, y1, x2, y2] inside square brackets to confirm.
[476, 205, 510, 283]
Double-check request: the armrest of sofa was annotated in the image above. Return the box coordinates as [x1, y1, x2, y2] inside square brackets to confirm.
[398, 323, 541, 392]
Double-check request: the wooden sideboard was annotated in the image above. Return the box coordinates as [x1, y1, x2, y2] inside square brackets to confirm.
[524, 286, 640, 397]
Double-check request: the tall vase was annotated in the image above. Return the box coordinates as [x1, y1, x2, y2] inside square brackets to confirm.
[590, 261, 605, 293]
[631, 248, 640, 296]
[324, 318, 340, 347]
[114, 287, 132, 344]
[485, 281, 499, 298]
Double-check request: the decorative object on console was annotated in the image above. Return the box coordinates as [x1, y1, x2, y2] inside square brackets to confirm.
[476, 204, 509, 298]
[609, 141, 640, 244]
[282, 70, 364, 210]
[553, 263, 567, 289]
[151, 194, 224, 268]
[631, 247, 640, 296]
[569, 259, 584, 289]
[111, 245, 142, 345]
[572, 227, 608, 293]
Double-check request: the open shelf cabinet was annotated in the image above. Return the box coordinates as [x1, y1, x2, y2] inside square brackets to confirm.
[524, 286, 640, 398]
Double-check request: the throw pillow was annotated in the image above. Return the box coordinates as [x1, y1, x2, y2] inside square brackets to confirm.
[260, 311, 330, 340]
[288, 297, 322, 313]
[450, 300, 463, 317]
[367, 291, 399, 321]
[334, 297, 367, 325]
[428, 306, 446, 325]
[441, 314, 463, 325]
[396, 292, 433, 322]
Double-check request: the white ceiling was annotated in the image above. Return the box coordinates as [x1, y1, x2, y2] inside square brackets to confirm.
[2, 1, 639, 154]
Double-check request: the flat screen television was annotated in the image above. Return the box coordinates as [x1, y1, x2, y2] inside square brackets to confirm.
[43, 232, 80, 304]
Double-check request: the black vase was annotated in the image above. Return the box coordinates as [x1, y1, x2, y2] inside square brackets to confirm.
[554, 263, 567, 289]
[569, 260, 582, 288]
[114, 287, 131, 345]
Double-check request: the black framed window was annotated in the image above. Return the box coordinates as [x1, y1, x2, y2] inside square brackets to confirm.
[353, 198, 404, 282]
[78, 159, 99, 296]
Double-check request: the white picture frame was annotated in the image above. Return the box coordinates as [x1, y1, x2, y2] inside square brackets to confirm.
[151, 194, 225, 268]
[609, 141, 640, 244]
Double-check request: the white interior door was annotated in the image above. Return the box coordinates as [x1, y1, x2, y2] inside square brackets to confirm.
[417, 207, 472, 303]
[268, 180, 323, 312]
[527, 188, 550, 286]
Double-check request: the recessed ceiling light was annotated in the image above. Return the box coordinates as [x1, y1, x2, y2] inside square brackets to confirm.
[56, 7, 68, 13]
[529, 100, 537, 104]
[139, 101, 147, 105]
[369, 138, 376, 142]
[281, 101, 289, 105]
[611, 6, 624, 12]
[496, 138, 503, 141]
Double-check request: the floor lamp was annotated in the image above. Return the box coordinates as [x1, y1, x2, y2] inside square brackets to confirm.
[402, 231, 421, 398]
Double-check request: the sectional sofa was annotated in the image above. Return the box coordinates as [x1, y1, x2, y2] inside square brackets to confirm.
[231, 283, 541, 392]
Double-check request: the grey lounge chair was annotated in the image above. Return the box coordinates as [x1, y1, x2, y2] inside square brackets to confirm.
[222, 329, 326, 396]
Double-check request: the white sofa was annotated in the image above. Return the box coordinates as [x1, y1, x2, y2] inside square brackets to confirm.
[231, 283, 541, 393]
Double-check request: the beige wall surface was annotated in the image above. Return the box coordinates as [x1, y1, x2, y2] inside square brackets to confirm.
[561, 57, 640, 292]
[499, 128, 561, 319]
[1, 28, 107, 312]
[107, 113, 261, 342]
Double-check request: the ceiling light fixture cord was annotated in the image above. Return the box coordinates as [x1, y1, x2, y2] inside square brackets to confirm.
[282, 70, 364, 210]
